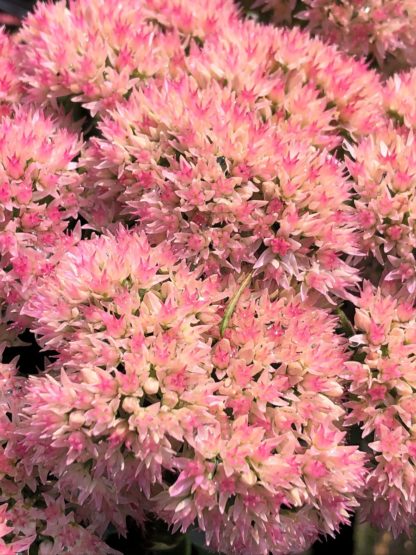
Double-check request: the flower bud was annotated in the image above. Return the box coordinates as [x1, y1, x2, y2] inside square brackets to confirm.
[143, 377, 159, 395]
[122, 396, 140, 414]
[68, 410, 85, 428]
[241, 469, 257, 486]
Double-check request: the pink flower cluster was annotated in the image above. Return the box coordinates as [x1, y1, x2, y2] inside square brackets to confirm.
[255, 0, 416, 72]
[0, 30, 22, 117]
[18, 0, 239, 115]
[83, 75, 362, 301]
[347, 123, 416, 294]
[19, 229, 364, 555]
[0, 352, 120, 555]
[347, 283, 416, 536]
[384, 68, 416, 130]
[1, 0, 416, 553]
[156, 293, 365, 554]
[0, 106, 82, 341]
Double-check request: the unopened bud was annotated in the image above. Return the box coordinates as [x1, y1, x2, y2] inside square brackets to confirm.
[143, 377, 159, 395]
[122, 396, 140, 414]
[241, 470, 257, 486]
[68, 410, 85, 428]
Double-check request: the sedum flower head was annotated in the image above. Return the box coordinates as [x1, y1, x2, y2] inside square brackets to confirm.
[347, 124, 416, 294]
[22, 244, 365, 553]
[83, 75, 361, 302]
[155, 291, 365, 554]
[347, 282, 416, 536]
[21, 227, 224, 531]
[17, 0, 239, 116]
[254, 0, 416, 72]
[0, 105, 82, 333]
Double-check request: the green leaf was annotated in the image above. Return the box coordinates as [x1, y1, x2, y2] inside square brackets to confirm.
[220, 272, 253, 337]
[335, 307, 355, 337]
[152, 535, 192, 554]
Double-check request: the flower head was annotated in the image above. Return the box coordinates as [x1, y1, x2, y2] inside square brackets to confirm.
[83, 75, 361, 301]
[347, 124, 416, 293]
[21, 230, 366, 553]
[347, 282, 416, 535]
[0, 106, 82, 332]
[156, 291, 365, 554]
[18, 0, 239, 115]
[21, 227, 224, 529]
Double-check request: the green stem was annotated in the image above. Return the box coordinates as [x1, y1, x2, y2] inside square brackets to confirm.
[335, 307, 355, 337]
[220, 272, 253, 337]
[184, 535, 192, 555]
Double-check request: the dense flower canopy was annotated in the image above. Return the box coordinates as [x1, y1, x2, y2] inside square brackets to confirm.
[82, 75, 362, 301]
[254, 0, 416, 72]
[1, 0, 416, 553]
[17, 0, 240, 114]
[0, 105, 82, 340]
[21, 229, 365, 555]
[347, 283, 416, 536]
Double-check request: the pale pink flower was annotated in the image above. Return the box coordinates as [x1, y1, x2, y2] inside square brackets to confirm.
[347, 124, 416, 294]
[17, 0, 239, 116]
[254, 0, 416, 72]
[155, 291, 366, 555]
[0, 105, 82, 334]
[83, 75, 361, 301]
[346, 282, 416, 535]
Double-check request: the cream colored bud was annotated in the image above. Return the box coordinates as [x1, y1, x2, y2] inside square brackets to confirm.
[354, 309, 371, 333]
[163, 390, 178, 408]
[68, 410, 85, 428]
[122, 396, 140, 414]
[241, 470, 257, 486]
[290, 487, 303, 506]
[71, 307, 80, 318]
[143, 377, 159, 395]
[114, 421, 129, 435]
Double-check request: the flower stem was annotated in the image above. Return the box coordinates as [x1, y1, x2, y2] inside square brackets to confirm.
[335, 307, 355, 337]
[220, 272, 253, 337]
